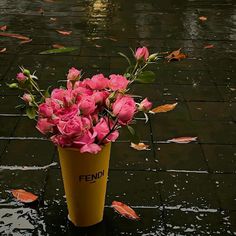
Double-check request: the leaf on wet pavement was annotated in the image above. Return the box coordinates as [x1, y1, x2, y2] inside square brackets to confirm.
[40, 47, 78, 54]
[199, 16, 207, 21]
[0, 25, 7, 31]
[167, 137, 198, 144]
[111, 201, 140, 220]
[50, 17, 57, 21]
[165, 48, 187, 62]
[151, 103, 178, 113]
[11, 189, 38, 203]
[56, 30, 72, 35]
[0, 32, 30, 41]
[204, 44, 214, 49]
[0, 48, 6, 53]
[19, 39, 32, 44]
[52, 44, 65, 49]
[130, 142, 150, 151]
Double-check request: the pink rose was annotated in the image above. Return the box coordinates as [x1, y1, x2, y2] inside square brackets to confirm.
[94, 118, 119, 143]
[108, 74, 129, 91]
[22, 93, 33, 103]
[38, 103, 53, 117]
[16, 72, 27, 82]
[45, 98, 60, 112]
[51, 88, 66, 102]
[92, 91, 109, 104]
[36, 118, 54, 134]
[80, 143, 101, 154]
[50, 134, 72, 147]
[87, 74, 109, 90]
[56, 104, 79, 121]
[57, 116, 84, 137]
[112, 96, 136, 125]
[135, 47, 149, 61]
[139, 98, 152, 112]
[78, 96, 96, 115]
[67, 67, 81, 81]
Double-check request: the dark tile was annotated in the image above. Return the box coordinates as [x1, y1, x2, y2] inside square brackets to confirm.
[107, 170, 161, 206]
[209, 70, 236, 85]
[188, 102, 232, 121]
[218, 86, 236, 102]
[0, 170, 47, 204]
[0, 116, 19, 137]
[212, 174, 236, 211]
[0, 140, 8, 157]
[181, 85, 222, 102]
[165, 209, 231, 236]
[110, 142, 157, 170]
[155, 144, 208, 171]
[0, 140, 55, 166]
[118, 120, 152, 142]
[202, 145, 236, 173]
[13, 117, 43, 137]
[159, 172, 220, 210]
[229, 211, 236, 235]
[230, 102, 236, 121]
[151, 119, 236, 144]
[0, 96, 22, 114]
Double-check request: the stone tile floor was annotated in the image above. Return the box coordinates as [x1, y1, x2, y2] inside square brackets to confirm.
[0, 0, 236, 235]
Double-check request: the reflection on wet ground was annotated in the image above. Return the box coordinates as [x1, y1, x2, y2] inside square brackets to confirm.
[0, 0, 236, 235]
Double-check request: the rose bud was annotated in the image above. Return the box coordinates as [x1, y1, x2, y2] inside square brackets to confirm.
[67, 67, 81, 81]
[135, 47, 149, 61]
[22, 93, 33, 104]
[16, 72, 27, 83]
[139, 98, 152, 112]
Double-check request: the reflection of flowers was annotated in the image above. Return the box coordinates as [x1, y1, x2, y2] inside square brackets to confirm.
[9, 47, 162, 154]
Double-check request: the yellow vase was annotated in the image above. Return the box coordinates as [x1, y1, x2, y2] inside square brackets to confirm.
[58, 143, 111, 227]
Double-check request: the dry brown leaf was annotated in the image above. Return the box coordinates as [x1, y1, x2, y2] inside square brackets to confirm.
[167, 137, 198, 144]
[52, 44, 65, 49]
[130, 142, 150, 151]
[56, 30, 72, 35]
[0, 32, 30, 41]
[0, 25, 7, 31]
[111, 201, 140, 220]
[165, 48, 187, 62]
[199, 16, 207, 21]
[204, 44, 214, 49]
[0, 48, 6, 53]
[11, 189, 38, 203]
[151, 103, 178, 113]
[19, 39, 32, 44]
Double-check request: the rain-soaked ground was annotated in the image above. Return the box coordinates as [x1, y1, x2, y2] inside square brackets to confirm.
[0, 0, 236, 235]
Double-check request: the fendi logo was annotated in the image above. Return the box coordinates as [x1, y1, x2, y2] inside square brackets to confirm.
[79, 170, 104, 183]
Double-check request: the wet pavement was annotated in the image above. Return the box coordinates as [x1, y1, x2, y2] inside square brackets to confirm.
[0, 0, 236, 235]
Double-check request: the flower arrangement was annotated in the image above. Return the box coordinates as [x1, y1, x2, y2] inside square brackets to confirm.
[8, 47, 160, 154]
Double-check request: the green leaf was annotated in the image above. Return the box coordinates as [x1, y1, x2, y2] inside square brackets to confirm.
[39, 47, 78, 55]
[135, 71, 156, 83]
[118, 52, 131, 66]
[6, 83, 19, 89]
[127, 125, 140, 144]
[44, 86, 51, 98]
[26, 107, 36, 119]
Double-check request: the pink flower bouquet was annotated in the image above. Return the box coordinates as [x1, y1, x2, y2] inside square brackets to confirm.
[8, 47, 160, 154]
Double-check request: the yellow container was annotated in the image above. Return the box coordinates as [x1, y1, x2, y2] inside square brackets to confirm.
[58, 143, 111, 227]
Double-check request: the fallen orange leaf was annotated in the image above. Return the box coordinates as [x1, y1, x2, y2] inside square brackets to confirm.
[199, 16, 207, 21]
[130, 142, 150, 151]
[167, 137, 198, 144]
[56, 30, 72, 35]
[0, 25, 7, 31]
[0, 48, 6, 53]
[165, 48, 187, 62]
[11, 189, 38, 203]
[151, 103, 178, 113]
[0, 32, 30, 41]
[19, 39, 32, 44]
[111, 201, 140, 220]
[204, 44, 214, 49]
[52, 44, 65, 49]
